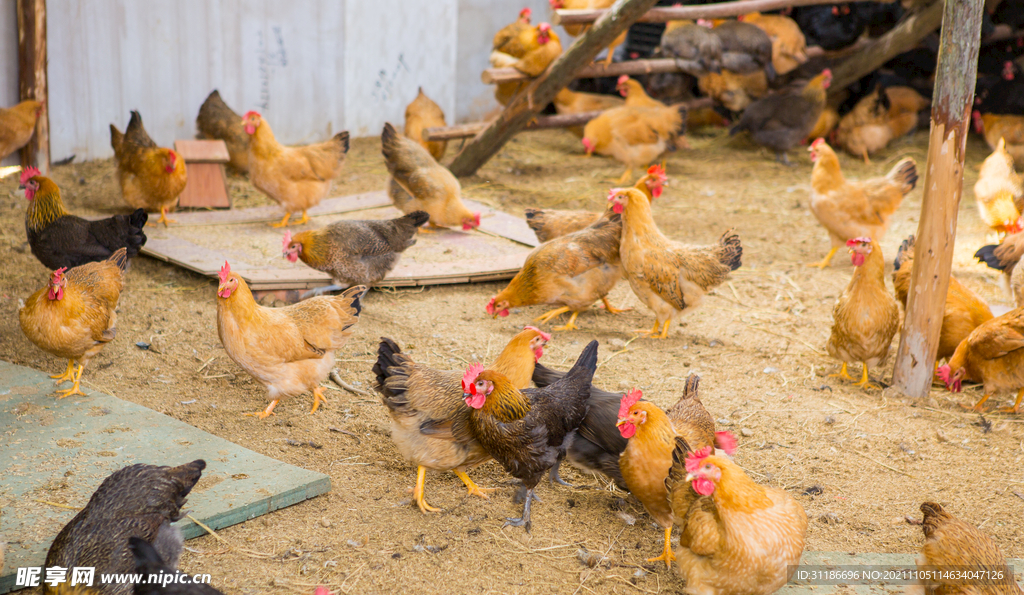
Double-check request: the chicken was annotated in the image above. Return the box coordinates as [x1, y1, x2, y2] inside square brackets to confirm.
[582, 105, 683, 184]
[616, 76, 668, 109]
[525, 164, 666, 242]
[281, 211, 428, 297]
[19, 248, 128, 399]
[826, 237, 899, 389]
[549, 0, 625, 66]
[241, 111, 349, 228]
[808, 106, 839, 140]
[552, 87, 624, 137]
[807, 138, 917, 268]
[195, 89, 249, 172]
[215, 262, 363, 418]
[21, 167, 147, 270]
[737, 12, 807, 75]
[129, 538, 225, 595]
[616, 376, 736, 567]
[660, 19, 723, 78]
[373, 327, 550, 513]
[974, 112, 1024, 167]
[937, 307, 1024, 413]
[381, 122, 480, 231]
[44, 460, 206, 595]
[906, 502, 1024, 595]
[976, 232, 1024, 307]
[698, 69, 769, 113]
[457, 340, 598, 531]
[492, 7, 532, 55]
[404, 87, 448, 162]
[492, 23, 562, 106]
[0, 99, 42, 160]
[110, 111, 188, 227]
[835, 85, 930, 163]
[973, 137, 1024, 236]
[894, 235, 993, 362]
[792, 4, 866, 51]
[708, 20, 776, 80]
[668, 441, 807, 595]
[610, 187, 742, 339]
[729, 69, 832, 164]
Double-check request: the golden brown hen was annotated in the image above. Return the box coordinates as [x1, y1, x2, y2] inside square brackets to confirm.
[938, 307, 1024, 414]
[404, 87, 448, 162]
[0, 99, 42, 160]
[110, 111, 188, 226]
[973, 137, 1024, 236]
[835, 86, 929, 163]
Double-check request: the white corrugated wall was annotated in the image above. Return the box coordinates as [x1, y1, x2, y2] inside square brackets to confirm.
[1, 0, 571, 162]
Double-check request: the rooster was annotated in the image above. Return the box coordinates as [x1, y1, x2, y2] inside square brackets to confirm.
[610, 187, 742, 339]
[19, 248, 128, 399]
[373, 327, 550, 513]
[458, 341, 599, 531]
[242, 111, 350, 228]
[216, 262, 364, 418]
[21, 167, 147, 270]
[937, 307, 1024, 414]
[0, 99, 43, 160]
[196, 89, 249, 173]
[110, 111, 187, 227]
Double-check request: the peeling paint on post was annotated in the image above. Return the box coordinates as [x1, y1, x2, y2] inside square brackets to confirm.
[891, 0, 983, 399]
[16, 0, 48, 174]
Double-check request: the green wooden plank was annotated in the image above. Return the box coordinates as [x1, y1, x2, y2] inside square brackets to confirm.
[0, 360, 330, 594]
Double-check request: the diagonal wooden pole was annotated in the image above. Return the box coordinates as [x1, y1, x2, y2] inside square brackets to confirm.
[891, 0, 983, 398]
[447, 0, 661, 178]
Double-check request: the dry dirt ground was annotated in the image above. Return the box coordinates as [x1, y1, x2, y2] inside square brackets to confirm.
[1, 126, 1022, 595]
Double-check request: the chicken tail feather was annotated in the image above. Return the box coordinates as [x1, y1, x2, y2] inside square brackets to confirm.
[717, 229, 743, 271]
[887, 157, 918, 193]
[975, 243, 1006, 271]
[894, 235, 915, 271]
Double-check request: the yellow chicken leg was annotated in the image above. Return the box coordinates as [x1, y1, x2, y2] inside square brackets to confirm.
[553, 311, 581, 331]
[54, 365, 85, 399]
[633, 320, 662, 336]
[997, 388, 1024, 413]
[647, 527, 676, 568]
[156, 206, 177, 226]
[295, 210, 309, 225]
[861, 149, 871, 164]
[829, 362, 854, 381]
[51, 359, 76, 384]
[534, 306, 571, 325]
[310, 386, 328, 414]
[807, 246, 838, 269]
[655, 319, 672, 339]
[454, 470, 494, 500]
[612, 167, 634, 185]
[601, 297, 631, 314]
[961, 394, 992, 412]
[413, 466, 443, 513]
[852, 363, 880, 390]
[271, 213, 292, 228]
[245, 399, 280, 419]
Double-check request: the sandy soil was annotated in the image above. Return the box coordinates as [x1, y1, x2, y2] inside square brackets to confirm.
[1, 126, 1022, 595]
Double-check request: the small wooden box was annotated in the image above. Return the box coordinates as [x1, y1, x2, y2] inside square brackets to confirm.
[174, 139, 232, 209]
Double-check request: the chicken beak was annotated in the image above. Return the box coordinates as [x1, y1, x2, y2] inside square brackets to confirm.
[685, 473, 697, 482]
[615, 419, 627, 427]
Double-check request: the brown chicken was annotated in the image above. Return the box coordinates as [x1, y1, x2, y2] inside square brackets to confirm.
[730, 69, 831, 164]
[583, 106, 683, 184]
[827, 238, 899, 389]
[110, 111, 188, 226]
[552, 87, 624, 137]
[492, 7, 532, 55]
[611, 187, 742, 339]
[0, 99, 42, 160]
[659, 19, 723, 78]
[242, 111, 349, 227]
[974, 111, 1024, 167]
[19, 248, 128, 399]
[196, 89, 249, 172]
[976, 232, 1024, 307]
[737, 12, 808, 75]
[894, 235, 993, 361]
[282, 211, 428, 297]
[404, 87, 448, 162]
[215, 262, 363, 418]
[45, 460, 205, 595]
[807, 138, 917, 268]
[698, 69, 769, 113]
[973, 137, 1024, 236]
[938, 307, 1024, 413]
[616, 376, 736, 567]
[457, 341, 598, 531]
[373, 327, 550, 513]
[382, 123, 480, 231]
[491, 23, 562, 106]
[906, 502, 1024, 595]
[835, 86, 930, 163]
[667, 441, 808, 595]
[549, 0, 625, 65]
[525, 164, 666, 242]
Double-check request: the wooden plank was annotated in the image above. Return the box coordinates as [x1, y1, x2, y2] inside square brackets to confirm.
[174, 139, 230, 163]
[464, 199, 539, 247]
[424, 112, 603, 141]
[152, 191, 394, 227]
[16, 0, 48, 173]
[176, 162, 232, 209]
[483, 58, 693, 84]
[891, 0, 983, 398]
[553, 0, 884, 25]
[0, 360, 331, 595]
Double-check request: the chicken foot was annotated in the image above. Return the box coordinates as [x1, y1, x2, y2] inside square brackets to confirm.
[310, 387, 328, 414]
[271, 210, 309, 228]
[634, 319, 672, 339]
[553, 311, 581, 332]
[504, 486, 536, 532]
[612, 167, 635, 185]
[547, 462, 576, 489]
[156, 206, 177, 226]
[807, 247, 838, 269]
[301, 284, 349, 300]
[852, 364, 881, 390]
[601, 297, 631, 314]
[647, 526, 677, 569]
[51, 359, 77, 384]
[828, 362, 855, 382]
[997, 388, 1024, 413]
[454, 470, 494, 500]
[244, 399, 280, 419]
[54, 364, 85, 399]
[960, 394, 992, 412]
[533, 306, 571, 325]
[776, 151, 796, 167]
[412, 466, 443, 513]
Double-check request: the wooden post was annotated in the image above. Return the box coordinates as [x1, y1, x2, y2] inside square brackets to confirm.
[17, 0, 48, 174]
[483, 58, 696, 84]
[447, 0, 662, 178]
[891, 0, 983, 399]
[553, 0, 887, 25]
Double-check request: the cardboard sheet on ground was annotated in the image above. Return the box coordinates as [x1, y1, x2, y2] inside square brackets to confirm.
[138, 191, 539, 291]
[0, 360, 331, 594]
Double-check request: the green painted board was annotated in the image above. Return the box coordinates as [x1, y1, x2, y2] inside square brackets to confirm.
[0, 360, 330, 594]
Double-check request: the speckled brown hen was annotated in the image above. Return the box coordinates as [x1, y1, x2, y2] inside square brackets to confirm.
[44, 460, 206, 595]
[937, 307, 1024, 414]
[826, 237, 899, 390]
[196, 90, 250, 173]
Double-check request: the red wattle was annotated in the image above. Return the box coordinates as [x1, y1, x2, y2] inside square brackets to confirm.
[618, 422, 636, 439]
[851, 252, 865, 267]
[245, 124, 256, 135]
[692, 477, 715, 496]
[465, 393, 486, 409]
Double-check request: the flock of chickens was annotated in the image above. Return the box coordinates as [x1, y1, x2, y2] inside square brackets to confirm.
[2, 2, 1024, 594]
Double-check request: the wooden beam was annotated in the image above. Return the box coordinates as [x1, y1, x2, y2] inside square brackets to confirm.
[891, 0, 983, 399]
[553, 0, 887, 25]
[16, 0, 48, 174]
[448, 0, 662, 178]
[483, 58, 691, 84]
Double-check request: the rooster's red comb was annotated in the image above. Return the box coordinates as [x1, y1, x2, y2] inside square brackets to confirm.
[617, 75, 630, 85]
[462, 363, 485, 393]
[617, 389, 643, 420]
[846, 237, 871, 247]
[647, 164, 667, 182]
[685, 446, 715, 473]
[520, 7, 531, 17]
[810, 137, 826, 149]
[243, 110, 261, 120]
[20, 167, 41, 185]
[219, 261, 231, 284]
[523, 326, 551, 342]
[282, 230, 292, 250]
[51, 267, 67, 282]
[715, 431, 737, 455]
